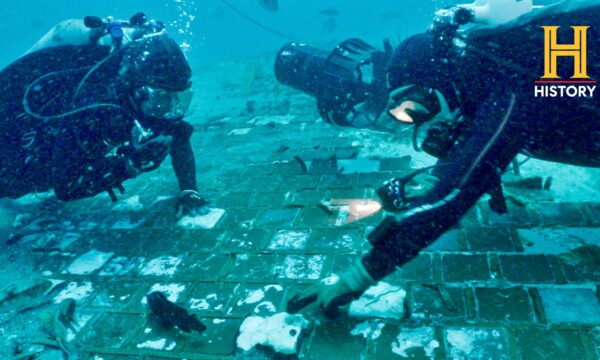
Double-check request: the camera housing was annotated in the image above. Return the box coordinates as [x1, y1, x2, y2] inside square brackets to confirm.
[274, 39, 391, 126]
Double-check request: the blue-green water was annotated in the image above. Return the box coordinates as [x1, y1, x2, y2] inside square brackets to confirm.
[0, 0, 442, 69]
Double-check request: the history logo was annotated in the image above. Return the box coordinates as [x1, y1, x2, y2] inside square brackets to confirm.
[534, 26, 596, 98]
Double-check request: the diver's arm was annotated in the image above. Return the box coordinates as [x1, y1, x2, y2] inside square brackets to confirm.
[165, 120, 210, 217]
[285, 92, 527, 318]
[52, 129, 171, 201]
[53, 154, 138, 201]
[168, 121, 198, 192]
[364, 91, 526, 280]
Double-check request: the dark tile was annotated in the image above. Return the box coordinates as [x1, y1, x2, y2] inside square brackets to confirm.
[442, 254, 491, 283]
[176, 253, 231, 281]
[465, 227, 517, 252]
[299, 207, 338, 227]
[241, 163, 276, 176]
[271, 161, 307, 176]
[186, 282, 237, 315]
[515, 328, 591, 360]
[218, 209, 260, 229]
[305, 228, 364, 253]
[288, 190, 327, 207]
[392, 254, 434, 283]
[214, 192, 252, 208]
[308, 156, 339, 175]
[426, 229, 467, 251]
[475, 287, 535, 322]
[331, 146, 360, 159]
[535, 203, 587, 227]
[484, 203, 534, 227]
[88, 282, 145, 311]
[226, 254, 278, 281]
[248, 191, 288, 208]
[222, 229, 270, 252]
[256, 208, 300, 228]
[301, 321, 366, 360]
[176, 229, 227, 253]
[317, 174, 357, 189]
[235, 176, 284, 192]
[135, 227, 183, 256]
[410, 285, 466, 320]
[78, 313, 144, 349]
[581, 202, 600, 226]
[559, 252, 600, 283]
[280, 175, 321, 190]
[499, 255, 556, 283]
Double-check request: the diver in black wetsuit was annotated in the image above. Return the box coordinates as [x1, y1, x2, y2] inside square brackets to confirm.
[0, 19, 209, 217]
[287, 1, 600, 318]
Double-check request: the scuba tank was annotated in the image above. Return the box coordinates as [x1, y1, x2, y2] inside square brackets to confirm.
[432, 0, 537, 37]
[458, 0, 534, 25]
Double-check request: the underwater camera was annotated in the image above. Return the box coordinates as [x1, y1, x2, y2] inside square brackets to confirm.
[274, 39, 392, 126]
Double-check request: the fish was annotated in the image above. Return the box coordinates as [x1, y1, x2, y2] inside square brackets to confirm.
[257, 0, 278, 12]
[146, 291, 207, 334]
[319, 8, 340, 17]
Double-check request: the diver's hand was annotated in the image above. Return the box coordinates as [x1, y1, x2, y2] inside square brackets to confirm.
[377, 173, 440, 212]
[286, 260, 375, 319]
[175, 190, 210, 218]
[405, 173, 440, 199]
[131, 135, 172, 172]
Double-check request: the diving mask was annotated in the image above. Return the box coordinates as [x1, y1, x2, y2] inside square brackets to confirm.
[137, 86, 194, 120]
[386, 85, 464, 157]
[386, 85, 441, 125]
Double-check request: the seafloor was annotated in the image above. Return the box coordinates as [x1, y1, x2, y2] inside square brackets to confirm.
[0, 55, 599, 360]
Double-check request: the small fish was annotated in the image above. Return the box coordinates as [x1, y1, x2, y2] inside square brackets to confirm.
[319, 8, 340, 17]
[257, 0, 278, 12]
[147, 291, 207, 334]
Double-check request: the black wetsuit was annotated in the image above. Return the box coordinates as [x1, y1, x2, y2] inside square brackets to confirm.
[363, 4, 600, 279]
[0, 43, 196, 201]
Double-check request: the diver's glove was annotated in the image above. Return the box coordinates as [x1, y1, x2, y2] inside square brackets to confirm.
[286, 260, 375, 319]
[130, 135, 172, 173]
[175, 190, 210, 218]
[404, 173, 440, 199]
[377, 172, 440, 212]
